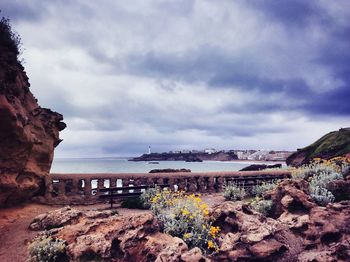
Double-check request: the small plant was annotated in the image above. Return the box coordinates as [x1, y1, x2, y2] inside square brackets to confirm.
[140, 186, 159, 209]
[145, 190, 220, 253]
[121, 197, 145, 209]
[251, 180, 279, 197]
[308, 171, 342, 206]
[309, 171, 343, 189]
[28, 234, 67, 262]
[291, 157, 349, 180]
[223, 182, 246, 201]
[309, 186, 335, 206]
[250, 197, 274, 216]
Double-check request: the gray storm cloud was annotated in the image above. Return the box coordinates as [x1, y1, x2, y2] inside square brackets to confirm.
[2, 0, 349, 157]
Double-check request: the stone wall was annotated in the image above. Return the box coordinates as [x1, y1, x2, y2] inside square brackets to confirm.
[37, 170, 291, 205]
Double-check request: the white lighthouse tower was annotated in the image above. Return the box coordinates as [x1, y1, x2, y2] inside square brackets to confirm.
[148, 146, 151, 154]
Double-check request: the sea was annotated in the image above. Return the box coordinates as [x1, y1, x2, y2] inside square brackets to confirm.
[51, 158, 286, 173]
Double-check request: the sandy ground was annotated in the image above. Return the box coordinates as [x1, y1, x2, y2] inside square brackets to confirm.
[0, 194, 225, 262]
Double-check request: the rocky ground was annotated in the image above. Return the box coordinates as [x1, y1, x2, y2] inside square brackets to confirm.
[0, 194, 225, 262]
[6, 180, 349, 262]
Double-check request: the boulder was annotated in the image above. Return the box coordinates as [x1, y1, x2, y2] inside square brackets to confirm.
[210, 201, 302, 261]
[264, 179, 316, 217]
[149, 168, 191, 173]
[300, 201, 350, 251]
[240, 164, 267, 171]
[240, 164, 282, 171]
[29, 207, 189, 261]
[180, 247, 208, 262]
[0, 19, 65, 207]
[249, 239, 286, 258]
[29, 206, 82, 230]
[327, 179, 350, 201]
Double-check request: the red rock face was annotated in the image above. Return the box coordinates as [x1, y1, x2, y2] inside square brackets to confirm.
[0, 24, 65, 207]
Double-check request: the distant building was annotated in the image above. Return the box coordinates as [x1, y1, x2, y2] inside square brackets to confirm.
[148, 146, 151, 154]
[204, 148, 217, 154]
[236, 151, 245, 159]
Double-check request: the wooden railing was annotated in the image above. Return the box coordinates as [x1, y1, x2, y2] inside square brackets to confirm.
[38, 170, 291, 205]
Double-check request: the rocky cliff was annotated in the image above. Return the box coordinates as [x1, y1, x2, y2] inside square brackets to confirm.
[287, 128, 350, 167]
[0, 17, 65, 207]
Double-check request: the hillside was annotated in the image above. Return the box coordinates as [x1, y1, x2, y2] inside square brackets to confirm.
[286, 128, 350, 166]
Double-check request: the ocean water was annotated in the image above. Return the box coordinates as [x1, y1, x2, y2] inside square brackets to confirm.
[51, 158, 285, 173]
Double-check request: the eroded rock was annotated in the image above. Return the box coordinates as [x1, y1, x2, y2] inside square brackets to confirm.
[210, 201, 302, 261]
[265, 179, 316, 217]
[0, 21, 65, 207]
[29, 207, 189, 261]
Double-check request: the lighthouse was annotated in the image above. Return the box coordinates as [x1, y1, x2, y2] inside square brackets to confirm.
[148, 146, 151, 154]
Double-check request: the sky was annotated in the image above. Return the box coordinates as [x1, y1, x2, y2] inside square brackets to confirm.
[2, 0, 350, 157]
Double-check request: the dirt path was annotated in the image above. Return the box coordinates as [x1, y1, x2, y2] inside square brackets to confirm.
[0, 204, 54, 262]
[0, 194, 225, 262]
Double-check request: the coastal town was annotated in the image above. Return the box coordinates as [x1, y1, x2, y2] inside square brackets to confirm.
[131, 147, 294, 162]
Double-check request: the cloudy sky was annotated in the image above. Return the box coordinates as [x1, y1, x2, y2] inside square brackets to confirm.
[2, 0, 350, 157]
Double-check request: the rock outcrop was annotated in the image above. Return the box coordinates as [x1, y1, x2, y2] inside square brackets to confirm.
[240, 163, 282, 171]
[0, 17, 65, 207]
[149, 168, 191, 173]
[286, 128, 350, 167]
[210, 201, 303, 261]
[30, 207, 192, 261]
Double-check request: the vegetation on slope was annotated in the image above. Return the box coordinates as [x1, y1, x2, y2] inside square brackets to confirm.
[287, 128, 350, 166]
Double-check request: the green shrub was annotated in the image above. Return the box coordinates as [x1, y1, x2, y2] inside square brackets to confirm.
[0, 15, 22, 58]
[28, 235, 67, 262]
[140, 187, 159, 209]
[309, 171, 343, 189]
[251, 180, 279, 197]
[250, 197, 274, 216]
[308, 171, 342, 206]
[147, 190, 220, 253]
[223, 182, 246, 201]
[291, 158, 348, 180]
[121, 197, 145, 209]
[309, 186, 335, 206]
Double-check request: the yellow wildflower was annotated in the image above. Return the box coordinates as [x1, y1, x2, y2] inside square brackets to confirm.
[182, 209, 190, 216]
[210, 226, 220, 237]
[184, 233, 190, 239]
[207, 240, 214, 249]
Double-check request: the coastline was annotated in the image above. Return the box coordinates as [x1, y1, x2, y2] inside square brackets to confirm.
[51, 158, 287, 174]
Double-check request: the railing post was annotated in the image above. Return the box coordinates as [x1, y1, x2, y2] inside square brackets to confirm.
[177, 178, 187, 192]
[71, 179, 79, 195]
[207, 177, 216, 193]
[197, 177, 207, 193]
[45, 177, 54, 198]
[58, 180, 66, 195]
[97, 179, 104, 190]
[110, 178, 117, 188]
[84, 178, 92, 196]
[187, 177, 197, 192]
[168, 178, 176, 191]
[216, 177, 224, 192]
